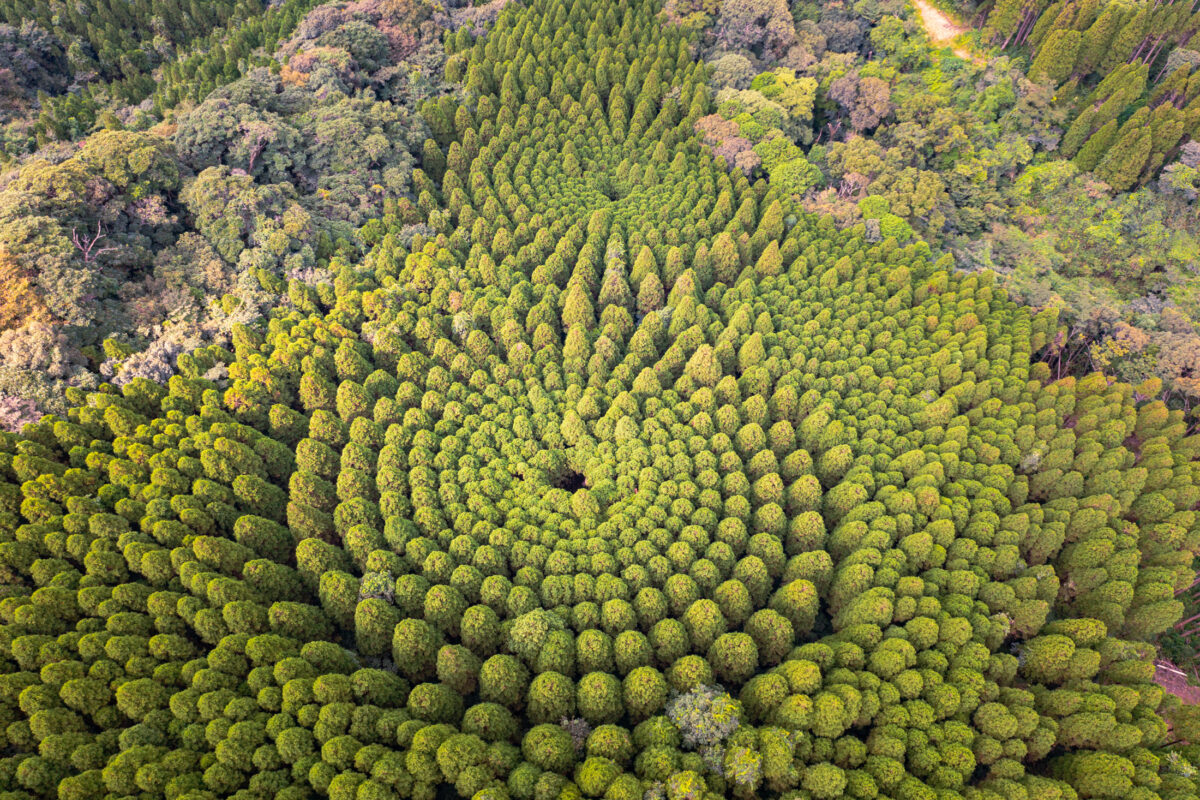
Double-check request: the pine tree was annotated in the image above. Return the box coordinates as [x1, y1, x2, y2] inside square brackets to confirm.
[1029, 30, 1081, 85]
[562, 281, 596, 329]
[1072, 119, 1117, 171]
[1061, 108, 1099, 159]
[638, 273, 665, 316]
[1094, 115, 1152, 191]
[1100, 9, 1147, 75]
[711, 232, 740, 285]
[755, 240, 783, 277]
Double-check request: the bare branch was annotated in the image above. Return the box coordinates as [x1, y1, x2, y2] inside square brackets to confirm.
[71, 221, 118, 264]
[244, 128, 270, 172]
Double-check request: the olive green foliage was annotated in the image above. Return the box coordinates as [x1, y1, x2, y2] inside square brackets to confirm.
[0, 2, 1198, 800]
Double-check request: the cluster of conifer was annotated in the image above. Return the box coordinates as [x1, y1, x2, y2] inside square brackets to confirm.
[2, 1, 1200, 800]
[977, 0, 1200, 190]
[0, 0, 262, 86]
[2, 0, 320, 154]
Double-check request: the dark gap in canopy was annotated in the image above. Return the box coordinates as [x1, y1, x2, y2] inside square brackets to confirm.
[555, 469, 587, 491]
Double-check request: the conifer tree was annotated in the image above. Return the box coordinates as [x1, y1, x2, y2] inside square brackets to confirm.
[1072, 119, 1117, 172]
[757, 199, 784, 243]
[983, 0, 1025, 45]
[1148, 103, 1186, 160]
[630, 246, 658, 287]
[684, 344, 721, 388]
[755, 240, 783, 277]
[1075, 6, 1120, 76]
[1029, 30, 1081, 85]
[423, 139, 447, 182]
[597, 264, 634, 311]
[562, 281, 596, 329]
[1094, 117, 1152, 191]
[1150, 66, 1190, 109]
[1100, 9, 1148, 75]
[1027, 0, 1066, 51]
[663, 246, 686, 288]
[1060, 107, 1099, 158]
[637, 273, 665, 316]
[711, 232, 740, 285]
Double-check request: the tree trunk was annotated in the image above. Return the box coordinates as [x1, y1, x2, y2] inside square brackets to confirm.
[1015, 5, 1040, 46]
[1143, 32, 1169, 65]
[1002, 4, 1034, 48]
[1130, 33, 1153, 62]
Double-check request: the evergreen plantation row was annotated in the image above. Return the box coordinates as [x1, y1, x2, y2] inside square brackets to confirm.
[979, 0, 1200, 191]
[0, 0, 323, 150]
[5, 2, 1200, 800]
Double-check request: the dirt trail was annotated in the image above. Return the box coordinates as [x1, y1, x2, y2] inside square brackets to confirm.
[912, 0, 982, 63]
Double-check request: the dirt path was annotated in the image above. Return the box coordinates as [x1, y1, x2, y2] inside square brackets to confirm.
[912, 0, 982, 63]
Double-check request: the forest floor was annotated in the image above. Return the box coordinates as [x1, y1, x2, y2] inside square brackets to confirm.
[1156, 659, 1200, 704]
[912, 0, 985, 64]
